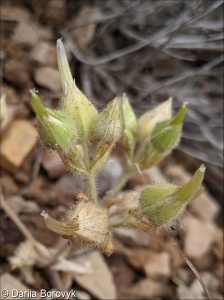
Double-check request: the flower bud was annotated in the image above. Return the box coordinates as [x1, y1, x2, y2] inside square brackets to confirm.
[30, 90, 78, 152]
[56, 39, 98, 137]
[94, 96, 123, 144]
[122, 94, 137, 134]
[140, 103, 186, 169]
[123, 129, 136, 155]
[150, 103, 186, 153]
[121, 94, 137, 156]
[90, 97, 123, 173]
[139, 165, 206, 227]
[137, 97, 172, 140]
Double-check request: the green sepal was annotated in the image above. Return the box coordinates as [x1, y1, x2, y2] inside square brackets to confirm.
[150, 103, 186, 153]
[56, 39, 98, 138]
[93, 96, 123, 144]
[30, 90, 78, 151]
[140, 165, 205, 226]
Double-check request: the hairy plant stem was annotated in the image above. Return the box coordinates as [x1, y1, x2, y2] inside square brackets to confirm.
[82, 140, 98, 204]
[86, 172, 98, 204]
[133, 140, 146, 164]
[102, 168, 133, 203]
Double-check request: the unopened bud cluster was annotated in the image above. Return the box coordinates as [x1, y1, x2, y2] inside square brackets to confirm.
[31, 40, 205, 256]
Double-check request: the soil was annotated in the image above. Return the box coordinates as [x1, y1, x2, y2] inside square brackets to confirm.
[0, 1, 223, 300]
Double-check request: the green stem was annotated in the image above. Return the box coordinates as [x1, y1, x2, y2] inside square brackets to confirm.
[86, 172, 98, 204]
[102, 169, 133, 203]
[82, 140, 98, 204]
[133, 141, 146, 164]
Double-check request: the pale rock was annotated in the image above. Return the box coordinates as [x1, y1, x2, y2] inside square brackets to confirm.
[99, 156, 123, 195]
[119, 278, 168, 299]
[163, 240, 184, 270]
[144, 165, 167, 183]
[7, 195, 40, 215]
[76, 291, 91, 300]
[72, 251, 117, 299]
[12, 21, 53, 46]
[165, 164, 192, 185]
[144, 251, 171, 278]
[0, 119, 36, 173]
[177, 268, 192, 285]
[177, 282, 206, 300]
[181, 214, 216, 259]
[113, 238, 132, 257]
[212, 227, 223, 260]
[55, 156, 123, 199]
[128, 249, 171, 278]
[34, 67, 61, 92]
[46, 1, 66, 26]
[165, 164, 220, 222]
[0, 273, 40, 299]
[56, 174, 87, 201]
[70, 7, 99, 50]
[42, 149, 67, 179]
[31, 42, 57, 67]
[114, 228, 150, 247]
[6, 195, 25, 214]
[12, 22, 40, 45]
[1, 6, 30, 22]
[177, 272, 219, 300]
[189, 191, 220, 222]
[1, 85, 19, 104]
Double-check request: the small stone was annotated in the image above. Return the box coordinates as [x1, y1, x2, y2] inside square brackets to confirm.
[176, 268, 192, 285]
[108, 256, 135, 288]
[1, 119, 36, 173]
[31, 42, 57, 67]
[7, 195, 40, 215]
[115, 228, 150, 247]
[1, 6, 30, 22]
[113, 238, 132, 257]
[12, 22, 39, 45]
[76, 291, 91, 300]
[34, 67, 61, 92]
[181, 214, 216, 259]
[128, 172, 151, 190]
[46, 1, 66, 27]
[119, 278, 169, 299]
[177, 282, 206, 300]
[12, 21, 53, 45]
[70, 7, 99, 50]
[26, 176, 57, 206]
[163, 240, 184, 270]
[6, 195, 25, 214]
[73, 251, 117, 299]
[144, 252, 171, 278]
[1, 85, 19, 104]
[1, 173, 19, 196]
[212, 228, 223, 260]
[99, 156, 123, 195]
[128, 249, 171, 278]
[189, 191, 220, 222]
[177, 272, 219, 300]
[3, 60, 30, 87]
[0, 273, 38, 299]
[42, 149, 67, 179]
[56, 174, 86, 199]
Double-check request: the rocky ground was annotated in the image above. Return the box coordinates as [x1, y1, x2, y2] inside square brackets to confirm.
[0, 1, 223, 300]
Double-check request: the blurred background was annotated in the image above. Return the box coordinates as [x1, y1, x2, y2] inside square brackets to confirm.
[1, 1, 223, 299]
